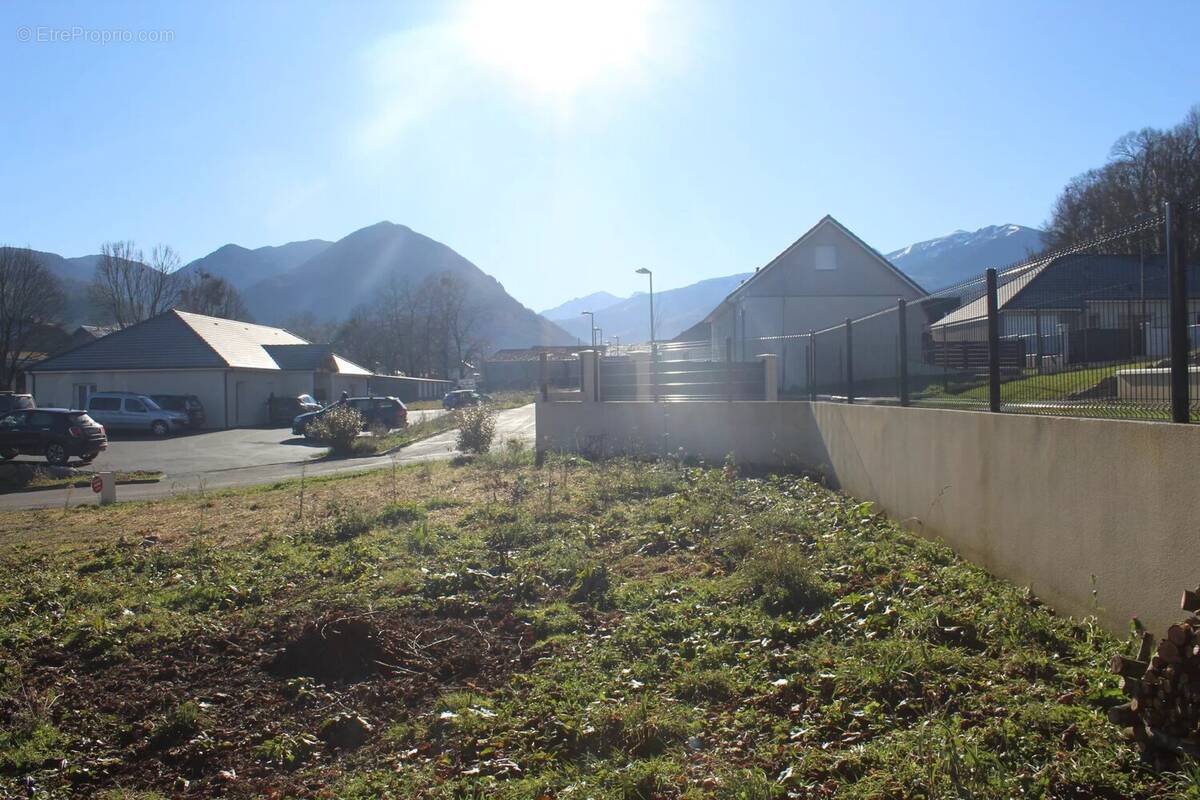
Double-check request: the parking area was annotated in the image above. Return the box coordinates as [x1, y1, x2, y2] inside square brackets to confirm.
[10, 409, 446, 476]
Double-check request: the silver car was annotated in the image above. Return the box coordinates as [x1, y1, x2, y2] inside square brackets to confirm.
[86, 392, 189, 436]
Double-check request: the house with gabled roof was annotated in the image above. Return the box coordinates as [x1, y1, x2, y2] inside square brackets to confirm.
[28, 309, 452, 427]
[699, 215, 925, 390]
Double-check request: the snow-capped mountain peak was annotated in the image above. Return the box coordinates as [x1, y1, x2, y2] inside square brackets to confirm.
[886, 224, 1046, 290]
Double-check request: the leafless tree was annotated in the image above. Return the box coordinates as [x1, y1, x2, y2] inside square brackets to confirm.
[280, 311, 339, 343]
[1046, 105, 1200, 252]
[177, 270, 253, 321]
[332, 271, 488, 380]
[90, 241, 183, 327]
[0, 247, 66, 389]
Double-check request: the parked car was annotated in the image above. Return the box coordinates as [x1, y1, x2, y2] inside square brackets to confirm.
[268, 394, 323, 426]
[292, 396, 408, 438]
[0, 392, 35, 414]
[0, 408, 107, 466]
[442, 389, 492, 410]
[151, 394, 206, 428]
[86, 392, 189, 436]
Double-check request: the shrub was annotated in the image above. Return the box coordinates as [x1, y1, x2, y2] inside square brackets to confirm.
[455, 403, 497, 454]
[307, 405, 363, 454]
[741, 547, 829, 614]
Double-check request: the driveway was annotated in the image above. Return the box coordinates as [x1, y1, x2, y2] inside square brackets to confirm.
[9, 409, 446, 475]
[0, 405, 534, 510]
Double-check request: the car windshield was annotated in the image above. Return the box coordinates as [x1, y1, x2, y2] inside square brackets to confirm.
[299, 395, 316, 405]
[70, 412, 97, 425]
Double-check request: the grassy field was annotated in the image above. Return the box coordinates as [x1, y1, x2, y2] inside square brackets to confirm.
[0, 451, 1188, 798]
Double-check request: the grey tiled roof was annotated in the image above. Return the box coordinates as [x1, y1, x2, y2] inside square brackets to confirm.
[32, 310, 308, 372]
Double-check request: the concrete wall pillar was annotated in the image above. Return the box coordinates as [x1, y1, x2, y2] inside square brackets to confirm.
[759, 353, 779, 401]
[580, 350, 598, 402]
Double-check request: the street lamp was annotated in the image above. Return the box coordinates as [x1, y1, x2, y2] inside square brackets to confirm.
[635, 268, 654, 347]
[580, 311, 595, 348]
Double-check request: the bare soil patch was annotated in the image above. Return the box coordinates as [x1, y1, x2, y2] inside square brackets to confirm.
[11, 607, 534, 797]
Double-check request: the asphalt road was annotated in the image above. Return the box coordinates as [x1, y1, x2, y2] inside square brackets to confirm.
[8, 409, 446, 475]
[0, 405, 534, 511]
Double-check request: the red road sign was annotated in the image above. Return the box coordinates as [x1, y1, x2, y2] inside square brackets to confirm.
[91, 475, 103, 493]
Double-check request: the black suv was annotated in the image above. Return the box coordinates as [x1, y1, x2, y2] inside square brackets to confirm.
[0, 409, 107, 466]
[0, 393, 35, 414]
[151, 394, 206, 428]
[292, 396, 408, 437]
[442, 390, 491, 410]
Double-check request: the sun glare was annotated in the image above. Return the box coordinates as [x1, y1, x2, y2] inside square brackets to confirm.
[458, 0, 657, 101]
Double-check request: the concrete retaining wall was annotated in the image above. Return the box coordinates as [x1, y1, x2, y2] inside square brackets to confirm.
[536, 398, 1200, 635]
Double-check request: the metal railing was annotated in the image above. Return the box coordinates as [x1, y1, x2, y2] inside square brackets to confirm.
[749, 201, 1198, 423]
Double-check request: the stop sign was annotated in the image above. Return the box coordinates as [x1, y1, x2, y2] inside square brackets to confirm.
[91, 475, 103, 493]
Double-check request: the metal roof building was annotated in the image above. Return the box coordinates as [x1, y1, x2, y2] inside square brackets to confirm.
[30, 310, 451, 427]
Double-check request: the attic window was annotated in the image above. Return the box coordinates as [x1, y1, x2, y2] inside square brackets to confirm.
[815, 245, 837, 271]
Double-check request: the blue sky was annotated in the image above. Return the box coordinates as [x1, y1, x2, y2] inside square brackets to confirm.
[2, 0, 1198, 311]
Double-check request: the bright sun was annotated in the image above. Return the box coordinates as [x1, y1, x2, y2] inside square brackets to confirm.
[458, 0, 657, 101]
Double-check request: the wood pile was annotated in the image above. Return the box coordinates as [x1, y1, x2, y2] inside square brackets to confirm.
[1108, 588, 1200, 769]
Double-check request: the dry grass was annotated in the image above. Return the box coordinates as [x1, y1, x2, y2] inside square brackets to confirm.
[0, 461, 488, 556]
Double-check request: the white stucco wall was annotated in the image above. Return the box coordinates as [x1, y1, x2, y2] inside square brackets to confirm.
[31, 370, 231, 427]
[30, 369, 318, 428]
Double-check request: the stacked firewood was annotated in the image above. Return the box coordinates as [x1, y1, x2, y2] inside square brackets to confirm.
[1108, 588, 1200, 768]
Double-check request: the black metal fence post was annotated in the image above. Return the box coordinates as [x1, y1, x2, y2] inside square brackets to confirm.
[986, 268, 1001, 413]
[845, 318, 855, 404]
[725, 337, 734, 402]
[897, 299, 910, 406]
[808, 330, 816, 402]
[1167, 202, 1191, 423]
[539, 352, 548, 401]
[1034, 309, 1044, 375]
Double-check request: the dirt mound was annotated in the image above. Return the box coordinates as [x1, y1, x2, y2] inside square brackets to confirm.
[13, 609, 535, 797]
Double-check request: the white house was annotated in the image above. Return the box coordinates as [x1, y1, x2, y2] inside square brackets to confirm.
[701, 215, 926, 391]
[29, 309, 451, 427]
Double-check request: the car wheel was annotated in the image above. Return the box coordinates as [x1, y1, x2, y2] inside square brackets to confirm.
[151, 420, 169, 437]
[45, 442, 68, 466]
[0, 449, 16, 461]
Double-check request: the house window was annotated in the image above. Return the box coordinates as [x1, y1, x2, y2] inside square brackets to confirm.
[73, 383, 97, 409]
[815, 245, 837, 271]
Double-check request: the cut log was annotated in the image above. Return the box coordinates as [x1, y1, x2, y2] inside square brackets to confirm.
[1111, 655, 1149, 678]
[1182, 589, 1200, 613]
[1108, 703, 1140, 726]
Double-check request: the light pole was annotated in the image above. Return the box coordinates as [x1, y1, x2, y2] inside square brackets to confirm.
[635, 268, 654, 347]
[636, 267, 656, 402]
[581, 311, 595, 348]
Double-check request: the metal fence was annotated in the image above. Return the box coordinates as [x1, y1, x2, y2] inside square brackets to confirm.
[539, 340, 767, 402]
[598, 339, 764, 401]
[751, 200, 1198, 423]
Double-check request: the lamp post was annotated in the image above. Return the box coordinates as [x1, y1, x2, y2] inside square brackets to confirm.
[635, 268, 654, 347]
[581, 311, 595, 348]
[636, 267, 657, 402]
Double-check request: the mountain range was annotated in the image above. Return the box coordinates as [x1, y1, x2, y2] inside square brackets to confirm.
[26, 221, 1045, 352]
[885, 224, 1046, 290]
[540, 223, 1047, 344]
[543, 274, 752, 344]
[28, 223, 573, 351]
